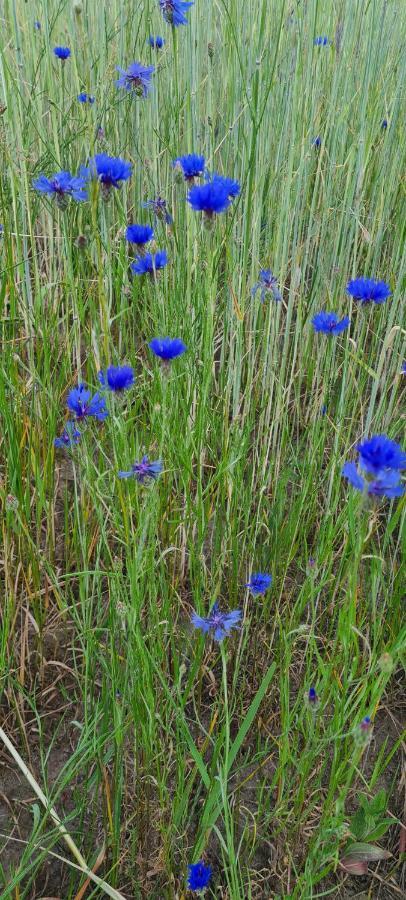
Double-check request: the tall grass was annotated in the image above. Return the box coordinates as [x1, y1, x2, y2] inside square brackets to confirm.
[0, 0, 405, 897]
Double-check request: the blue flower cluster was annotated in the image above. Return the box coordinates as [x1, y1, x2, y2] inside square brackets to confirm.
[55, 347, 186, 491]
[33, 6, 402, 892]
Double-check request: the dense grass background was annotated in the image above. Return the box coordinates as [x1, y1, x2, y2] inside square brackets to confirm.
[0, 0, 405, 897]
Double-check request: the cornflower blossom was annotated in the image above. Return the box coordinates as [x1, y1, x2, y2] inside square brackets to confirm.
[84, 154, 132, 199]
[98, 366, 135, 392]
[159, 0, 194, 27]
[148, 337, 186, 361]
[34, 20, 41, 30]
[53, 46, 71, 60]
[33, 171, 88, 207]
[313, 136, 321, 147]
[188, 175, 240, 219]
[252, 269, 282, 302]
[346, 277, 391, 305]
[311, 311, 350, 334]
[209, 172, 241, 198]
[187, 860, 212, 893]
[342, 435, 405, 500]
[142, 196, 173, 224]
[148, 36, 165, 49]
[67, 384, 108, 420]
[342, 465, 404, 499]
[126, 224, 154, 248]
[381, 119, 388, 129]
[306, 686, 320, 710]
[131, 250, 168, 276]
[118, 456, 163, 482]
[173, 154, 205, 182]
[54, 422, 81, 449]
[78, 92, 95, 104]
[191, 602, 242, 642]
[355, 716, 373, 746]
[116, 62, 155, 97]
[245, 572, 272, 595]
[314, 36, 329, 45]
[356, 435, 406, 475]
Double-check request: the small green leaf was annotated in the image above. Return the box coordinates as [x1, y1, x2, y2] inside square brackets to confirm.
[350, 807, 367, 839]
[370, 789, 387, 815]
[364, 820, 394, 842]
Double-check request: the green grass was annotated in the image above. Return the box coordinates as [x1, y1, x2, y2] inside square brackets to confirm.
[0, 0, 405, 897]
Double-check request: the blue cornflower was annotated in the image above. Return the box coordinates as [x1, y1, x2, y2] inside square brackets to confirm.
[356, 435, 406, 475]
[306, 686, 320, 709]
[311, 311, 350, 334]
[142, 196, 173, 224]
[116, 62, 155, 97]
[210, 172, 241, 199]
[0, 225, 3, 236]
[252, 269, 282, 303]
[33, 171, 88, 206]
[191, 602, 242, 642]
[314, 36, 329, 45]
[98, 365, 135, 392]
[131, 250, 168, 276]
[342, 463, 404, 499]
[54, 422, 81, 449]
[159, 0, 194, 28]
[148, 35, 165, 49]
[381, 119, 388, 129]
[173, 154, 205, 182]
[187, 860, 212, 893]
[78, 92, 95, 104]
[360, 716, 372, 732]
[126, 224, 154, 246]
[346, 277, 391, 305]
[148, 337, 187, 361]
[354, 715, 373, 746]
[313, 136, 321, 147]
[118, 455, 163, 483]
[188, 177, 239, 218]
[53, 46, 71, 60]
[34, 20, 41, 30]
[245, 572, 272, 595]
[67, 384, 108, 420]
[84, 154, 132, 198]
[401, 361, 406, 374]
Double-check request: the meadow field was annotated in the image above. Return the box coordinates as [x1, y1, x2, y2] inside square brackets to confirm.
[0, 0, 405, 897]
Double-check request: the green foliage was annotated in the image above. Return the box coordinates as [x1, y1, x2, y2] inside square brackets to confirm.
[349, 790, 394, 844]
